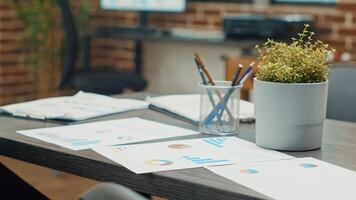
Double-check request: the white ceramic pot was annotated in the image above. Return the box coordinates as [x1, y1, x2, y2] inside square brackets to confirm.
[254, 78, 328, 151]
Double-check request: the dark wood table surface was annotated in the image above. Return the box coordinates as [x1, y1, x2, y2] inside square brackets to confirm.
[1, 95, 356, 200]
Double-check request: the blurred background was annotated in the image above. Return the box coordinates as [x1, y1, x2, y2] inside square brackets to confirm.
[0, 0, 355, 199]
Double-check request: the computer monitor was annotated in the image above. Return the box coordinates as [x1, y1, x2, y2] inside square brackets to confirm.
[100, 0, 186, 13]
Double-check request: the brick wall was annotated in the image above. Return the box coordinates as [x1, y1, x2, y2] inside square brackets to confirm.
[0, 0, 356, 105]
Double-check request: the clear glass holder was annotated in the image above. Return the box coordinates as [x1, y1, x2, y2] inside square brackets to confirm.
[199, 81, 241, 135]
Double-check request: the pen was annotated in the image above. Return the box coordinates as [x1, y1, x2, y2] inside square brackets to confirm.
[216, 64, 243, 120]
[231, 64, 243, 86]
[203, 62, 255, 126]
[235, 62, 255, 86]
[194, 53, 234, 121]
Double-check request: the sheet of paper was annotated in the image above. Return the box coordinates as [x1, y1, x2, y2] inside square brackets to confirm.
[147, 94, 254, 123]
[93, 137, 292, 174]
[0, 91, 149, 121]
[207, 157, 356, 200]
[17, 117, 199, 150]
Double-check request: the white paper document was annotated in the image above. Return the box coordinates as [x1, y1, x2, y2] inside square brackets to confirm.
[207, 157, 356, 200]
[17, 117, 199, 150]
[147, 94, 254, 123]
[0, 91, 149, 121]
[93, 137, 292, 174]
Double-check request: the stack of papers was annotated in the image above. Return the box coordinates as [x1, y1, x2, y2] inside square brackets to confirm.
[17, 117, 199, 150]
[93, 137, 292, 174]
[0, 91, 149, 121]
[207, 157, 356, 200]
[147, 94, 254, 125]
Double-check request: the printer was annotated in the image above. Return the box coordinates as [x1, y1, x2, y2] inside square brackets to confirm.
[223, 14, 314, 40]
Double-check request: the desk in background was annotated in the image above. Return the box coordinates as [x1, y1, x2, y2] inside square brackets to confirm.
[0, 93, 356, 200]
[91, 27, 261, 94]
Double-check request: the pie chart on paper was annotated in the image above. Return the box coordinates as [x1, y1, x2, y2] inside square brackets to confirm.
[144, 159, 173, 166]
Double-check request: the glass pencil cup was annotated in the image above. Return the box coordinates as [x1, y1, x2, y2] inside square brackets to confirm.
[199, 81, 241, 135]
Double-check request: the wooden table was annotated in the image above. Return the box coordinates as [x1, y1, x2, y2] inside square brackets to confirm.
[1, 100, 356, 200]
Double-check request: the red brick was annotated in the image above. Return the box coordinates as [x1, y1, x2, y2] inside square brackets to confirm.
[324, 15, 346, 23]
[185, 5, 198, 15]
[0, 27, 24, 32]
[213, 20, 222, 28]
[0, 39, 19, 45]
[337, 2, 356, 11]
[339, 27, 356, 36]
[193, 19, 208, 26]
[318, 37, 346, 49]
[203, 9, 221, 16]
[0, 84, 34, 96]
[316, 27, 333, 35]
[0, 3, 13, 10]
[0, 74, 31, 86]
[0, 66, 28, 75]
[2, 0, 356, 103]
[0, 15, 17, 21]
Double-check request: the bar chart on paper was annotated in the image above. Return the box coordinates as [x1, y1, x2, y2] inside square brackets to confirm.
[68, 139, 101, 147]
[17, 118, 199, 150]
[207, 157, 356, 200]
[182, 156, 230, 165]
[203, 138, 227, 148]
[93, 137, 292, 174]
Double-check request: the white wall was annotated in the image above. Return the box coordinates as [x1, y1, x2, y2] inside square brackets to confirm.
[143, 41, 241, 94]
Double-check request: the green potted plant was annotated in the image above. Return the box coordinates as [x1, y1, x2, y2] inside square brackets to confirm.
[254, 24, 333, 151]
[9, 0, 90, 97]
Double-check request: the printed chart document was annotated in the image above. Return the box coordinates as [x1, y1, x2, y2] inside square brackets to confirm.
[17, 117, 199, 150]
[0, 91, 149, 121]
[93, 137, 292, 174]
[207, 157, 356, 200]
[147, 94, 254, 125]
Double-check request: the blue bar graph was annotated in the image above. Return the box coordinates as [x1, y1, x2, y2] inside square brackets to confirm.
[182, 156, 230, 165]
[72, 139, 100, 146]
[63, 138, 101, 146]
[203, 138, 227, 148]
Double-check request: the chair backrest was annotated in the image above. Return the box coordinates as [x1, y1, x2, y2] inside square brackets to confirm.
[327, 63, 356, 122]
[80, 183, 148, 200]
[57, 0, 79, 88]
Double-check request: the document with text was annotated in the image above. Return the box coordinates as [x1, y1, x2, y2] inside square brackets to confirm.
[1, 91, 149, 121]
[207, 157, 356, 200]
[147, 94, 254, 124]
[17, 117, 199, 150]
[93, 137, 292, 174]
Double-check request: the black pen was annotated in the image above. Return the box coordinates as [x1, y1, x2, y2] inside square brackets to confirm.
[235, 62, 255, 86]
[231, 64, 243, 86]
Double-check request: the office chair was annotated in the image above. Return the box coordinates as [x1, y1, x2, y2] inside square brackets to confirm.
[327, 63, 356, 122]
[80, 183, 148, 200]
[57, 0, 147, 95]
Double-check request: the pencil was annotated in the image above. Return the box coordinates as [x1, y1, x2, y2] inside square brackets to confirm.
[194, 53, 216, 85]
[194, 58, 218, 109]
[194, 58, 209, 86]
[194, 53, 234, 122]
